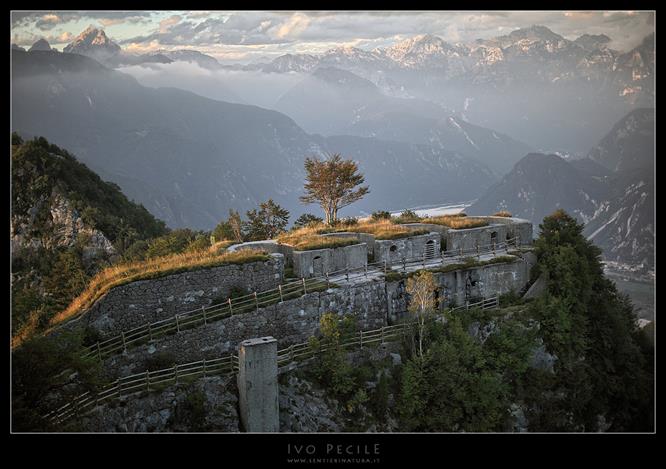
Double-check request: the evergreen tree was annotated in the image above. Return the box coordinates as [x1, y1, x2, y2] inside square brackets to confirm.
[245, 199, 289, 240]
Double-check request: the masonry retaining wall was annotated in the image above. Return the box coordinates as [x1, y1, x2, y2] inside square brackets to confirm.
[386, 252, 537, 322]
[101, 279, 388, 377]
[77, 255, 285, 336]
[375, 233, 441, 264]
[292, 243, 368, 278]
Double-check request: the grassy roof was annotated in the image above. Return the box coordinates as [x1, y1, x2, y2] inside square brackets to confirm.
[49, 247, 270, 327]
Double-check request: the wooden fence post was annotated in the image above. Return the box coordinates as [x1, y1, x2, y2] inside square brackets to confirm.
[364, 264, 368, 277]
[146, 370, 150, 391]
[228, 297, 233, 316]
[174, 364, 179, 384]
[148, 323, 153, 342]
[359, 330, 363, 349]
[254, 291, 259, 311]
[97, 342, 102, 361]
[302, 278, 307, 294]
[278, 284, 284, 302]
[175, 314, 180, 333]
[345, 269, 349, 282]
[203, 358, 207, 377]
[121, 331, 127, 351]
[202, 306, 207, 325]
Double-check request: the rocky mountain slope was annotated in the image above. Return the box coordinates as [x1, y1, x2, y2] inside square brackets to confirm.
[468, 108, 654, 272]
[274, 66, 533, 175]
[256, 26, 655, 154]
[11, 134, 168, 341]
[588, 107, 655, 172]
[467, 153, 610, 225]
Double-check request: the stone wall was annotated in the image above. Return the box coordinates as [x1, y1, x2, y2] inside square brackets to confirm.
[321, 232, 375, 256]
[386, 252, 537, 322]
[77, 254, 285, 336]
[375, 233, 440, 264]
[101, 279, 388, 377]
[445, 224, 512, 253]
[399, 219, 533, 254]
[292, 243, 368, 278]
[228, 241, 294, 264]
[483, 217, 533, 245]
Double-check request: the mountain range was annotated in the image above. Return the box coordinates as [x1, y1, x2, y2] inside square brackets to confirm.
[468, 108, 654, 272]
[26, 24, 654, 156]
[11, 49, 497, 229]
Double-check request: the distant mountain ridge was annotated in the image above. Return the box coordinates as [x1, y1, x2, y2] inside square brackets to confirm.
[274, 66, 533, 175]
[11, 49, 497, 229]
[468, 108, 654, 272]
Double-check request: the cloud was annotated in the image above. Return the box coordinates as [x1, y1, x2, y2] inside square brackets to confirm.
[124, 40, 163, 54]
[11, 11, 655, 56]
[159, 14, 182, 33]
[35, 14, 60, 30]
[273, 13, 310, 39]
[118, 60, 308, 108]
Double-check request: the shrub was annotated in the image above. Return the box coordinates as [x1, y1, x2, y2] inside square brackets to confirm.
[499, 290, 523, 307]
[171, 388, 207, 431]
[493, 210, 513, 217]
[337, 216, 359, 227]
[293, 213, 324, 229]
[391, 209, 421, 224]
[371, 210, 392, 221]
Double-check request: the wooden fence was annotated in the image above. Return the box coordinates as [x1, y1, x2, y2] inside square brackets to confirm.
[81, 236, 518, 362]
[46, 295, 499, 426]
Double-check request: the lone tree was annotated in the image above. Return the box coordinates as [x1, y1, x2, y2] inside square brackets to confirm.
[300, 153, 369, 225]
[406, 271, 439, 359]
[245, 199, 290, 240]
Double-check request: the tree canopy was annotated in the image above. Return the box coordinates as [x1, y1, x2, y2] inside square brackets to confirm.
[300, 153, 369, 225]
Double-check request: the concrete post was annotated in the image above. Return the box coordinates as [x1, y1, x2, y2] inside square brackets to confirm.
[237, 336, 279, 432]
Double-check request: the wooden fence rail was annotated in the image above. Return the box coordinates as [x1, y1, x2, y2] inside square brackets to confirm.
[46, 295, 499, 426]
[81, 235, 518, 361]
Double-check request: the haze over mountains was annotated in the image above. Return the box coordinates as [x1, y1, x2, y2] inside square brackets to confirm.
[36, 24, 654, 156]
[12, 24, 654, 275]
[468, 108, 654, 272]
[11, 49, 496, 229]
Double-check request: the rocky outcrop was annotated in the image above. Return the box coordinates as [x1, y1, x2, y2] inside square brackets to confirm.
[11, 190, 116, 264]
[76, 375, 238, 432]
[279, 376, 342, 432]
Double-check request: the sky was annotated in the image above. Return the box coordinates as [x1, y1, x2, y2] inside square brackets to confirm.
[10, 10, 655, 63]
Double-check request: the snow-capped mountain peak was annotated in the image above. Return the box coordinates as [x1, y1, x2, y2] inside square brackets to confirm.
[63, 26, 121, 57]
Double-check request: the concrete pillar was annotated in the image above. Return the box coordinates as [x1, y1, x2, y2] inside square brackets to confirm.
[237, 336, 279, 432]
